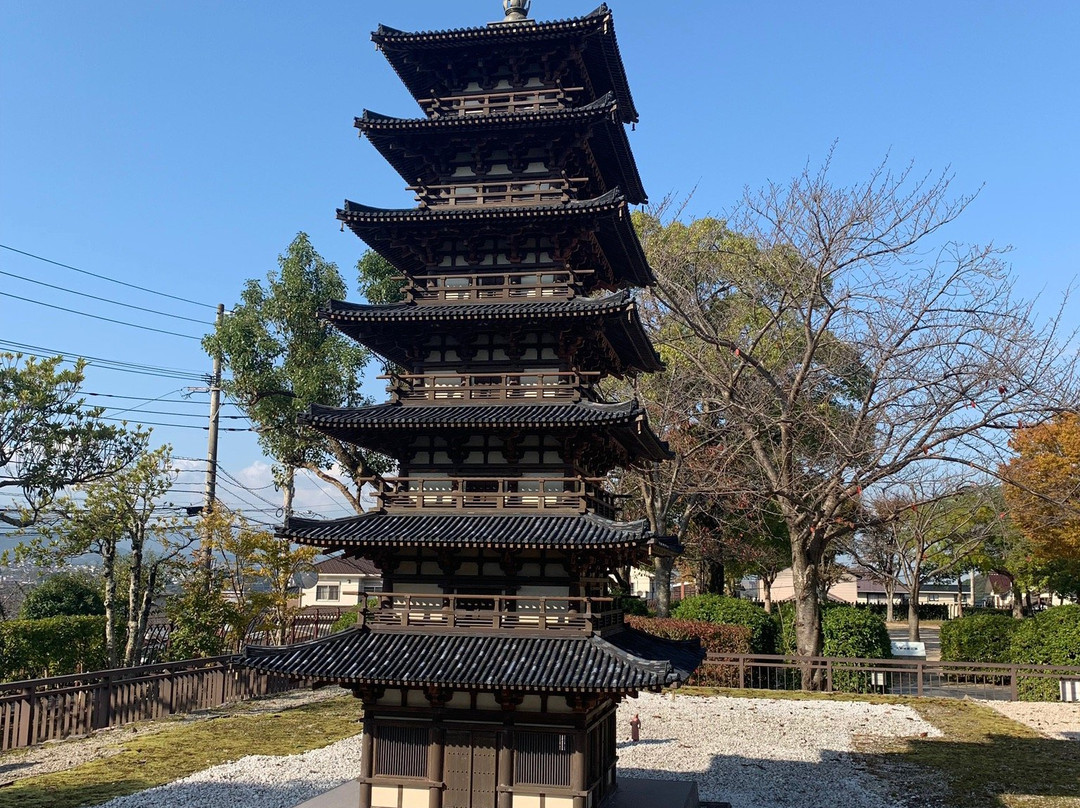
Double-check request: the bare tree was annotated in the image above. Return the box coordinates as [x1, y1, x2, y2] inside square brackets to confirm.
[642, 154, 1080, 678]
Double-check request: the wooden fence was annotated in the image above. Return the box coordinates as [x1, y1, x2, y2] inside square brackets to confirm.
[0, 656, 303, 752]
[703, 653, 1080, 701]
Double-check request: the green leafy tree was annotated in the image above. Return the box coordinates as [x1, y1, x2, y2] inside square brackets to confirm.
[1, 353, 144, 526]
[18, 570, 105, 619]
[16, 445, 194, 666]
[204, 234, 391, 515]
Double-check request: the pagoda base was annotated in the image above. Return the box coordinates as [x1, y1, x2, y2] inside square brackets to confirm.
[293, 778, 703, 808]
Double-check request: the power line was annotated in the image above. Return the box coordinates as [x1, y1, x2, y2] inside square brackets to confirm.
[0, 244, 217, 310]
[95, 414, 252, 431]
[0, 291, 204, 340]
[0, 339, 207, 381]
[84, 404, 249, 420]
[82, 391, 240, 406]
[0, 269, 213, 326]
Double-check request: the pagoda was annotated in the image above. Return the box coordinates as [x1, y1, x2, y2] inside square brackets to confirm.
[244, 3, 703, 808]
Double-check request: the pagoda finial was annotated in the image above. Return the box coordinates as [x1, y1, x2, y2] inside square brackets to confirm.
[501, 0, 531, 23]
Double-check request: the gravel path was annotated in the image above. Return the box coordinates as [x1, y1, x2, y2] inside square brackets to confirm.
[79, 692, 942, 808]
[615, 693, 941, 808]
[978, 699, 1080, 741]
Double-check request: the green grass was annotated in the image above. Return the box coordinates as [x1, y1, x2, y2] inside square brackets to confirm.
[0, 694, 362, 808]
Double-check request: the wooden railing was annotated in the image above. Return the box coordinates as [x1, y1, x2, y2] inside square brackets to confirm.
[364, 593, 622, 634]
[0, 657, 303, 752]
[415, 179, 579, 208]
[407, 269, 588, 302]
[421, 87, 584, 117]
[701, 653, 1080, 701]
[373, 476, 619, 519]
[385, 371, 596, 404]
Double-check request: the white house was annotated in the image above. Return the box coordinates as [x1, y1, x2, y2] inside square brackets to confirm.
[297, 555, 382, 609]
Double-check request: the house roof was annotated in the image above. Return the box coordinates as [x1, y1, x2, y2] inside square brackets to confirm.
[355, 93, 645, 204]
[242, 624, 702, 693]
[281, 512, 653, 550]
[371, 5, 638, 123]
[315, 556, 381, 576]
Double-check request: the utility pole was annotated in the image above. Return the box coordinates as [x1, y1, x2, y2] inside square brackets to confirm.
[202, 303, 225, 580]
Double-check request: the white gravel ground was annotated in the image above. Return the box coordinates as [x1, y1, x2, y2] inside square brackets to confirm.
[977, 699, 1080, 741]
[615, 693, 941, 808]
[86, 693, 943, 808]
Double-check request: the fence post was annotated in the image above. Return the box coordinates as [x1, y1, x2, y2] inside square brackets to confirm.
[826, 659, 834, 693]
[92, 674, 112, 730]
[160, 668, 174, 718]
[917, 662, 924, 697]
[1010, 665, 1019, 701]
[739, 656, 746, 689]
[15, 686, 34, 749]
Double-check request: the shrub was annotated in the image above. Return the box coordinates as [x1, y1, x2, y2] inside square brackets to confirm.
[18, 571, 105, 619]
[331, 609, 362, 632]
[615, 593, 651, 616]
[0, 615, 108, 681]
[820, 606, 892, 693]
[671, 595, 777, 653]
[855, 602, 950, 621]
[627, 616, 751, 687]
[1010, 605, 1080, 701]
[940, 613, 1019, 664]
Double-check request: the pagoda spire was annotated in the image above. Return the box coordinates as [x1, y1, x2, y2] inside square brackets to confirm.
[499, 0, 531, 23]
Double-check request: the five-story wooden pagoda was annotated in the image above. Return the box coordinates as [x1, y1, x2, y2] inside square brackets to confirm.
[245, 4, 702, 808]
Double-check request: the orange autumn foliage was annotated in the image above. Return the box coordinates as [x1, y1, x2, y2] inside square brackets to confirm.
[1003, 413, 1080, 561]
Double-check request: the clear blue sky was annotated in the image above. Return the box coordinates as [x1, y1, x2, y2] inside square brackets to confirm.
[2, 0, 1078, 527]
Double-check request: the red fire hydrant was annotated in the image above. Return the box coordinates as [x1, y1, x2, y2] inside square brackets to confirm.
[629, 714, 641, 743]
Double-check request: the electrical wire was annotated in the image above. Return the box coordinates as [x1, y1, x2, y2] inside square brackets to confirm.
[0, 339, 207, 381]
[81, 391, 240, 406]
[0, 244, 218, 310]
[94, 414, 252, 431]
[0, 269, 213, 325]
[0, 291, 204, 340]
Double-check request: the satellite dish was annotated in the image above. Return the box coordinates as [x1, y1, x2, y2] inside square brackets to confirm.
[293, 568, 319, 590]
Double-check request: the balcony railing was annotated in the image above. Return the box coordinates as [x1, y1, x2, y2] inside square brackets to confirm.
[414, 179, 580, 208]
[384, 371, 597, 404]
[407, 270, 586, 302]
[372, 476, 619, 519]
[363, 593, 623, 635]
[420, 87, 584, 117]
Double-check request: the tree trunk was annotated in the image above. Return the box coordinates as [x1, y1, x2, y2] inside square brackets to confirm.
[907, 581, 921, 642]
[652, 555, 673, 617]
[703, 557, 724, 595]
[791, 546, 824, 690]
[102, 542, 119, 668]
[956, 576, 964, 618]
[884, 581, 895, 623]
[763, 578, 773, 614]
[124, 526, 146, 667]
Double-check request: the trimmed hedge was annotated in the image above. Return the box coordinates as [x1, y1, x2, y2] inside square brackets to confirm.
[854, 602, 951, 621]
[671, 595, 777, 653]
[822, 607, 892, 693]
[1010, 605, 1080, 701]
[0, 615, 108, 681]
[940, 613, 1019, 665]
[627, 616, 751, 687]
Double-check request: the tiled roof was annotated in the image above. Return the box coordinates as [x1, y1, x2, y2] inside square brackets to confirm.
[322, 292, 662, 375]
[371, 5, 638, 124]
[242, 625, 702, 692]
[281, 512, 651, 550]
[315, 555, 381, 576]
[303, 399, 642, 429]
[355, 93, 645, 205]
[336, 190, 653, 289]
[300, 399, 671, 464]
[339, 187, 623, 222]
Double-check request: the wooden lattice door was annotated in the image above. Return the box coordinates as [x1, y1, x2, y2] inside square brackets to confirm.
[444, 730, 498, 808]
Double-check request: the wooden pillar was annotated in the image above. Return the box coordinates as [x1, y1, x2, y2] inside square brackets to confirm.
[497, 726, 513, 808]
[428, 725, 444, 808]
[570, 731, 586, 808]
[359, 716, 375, 808]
